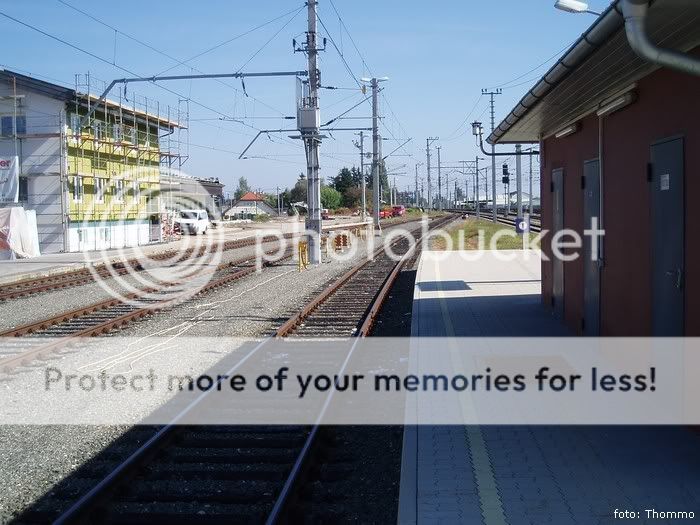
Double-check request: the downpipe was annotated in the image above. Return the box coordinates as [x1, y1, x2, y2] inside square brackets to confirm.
[621, 0, 700, 76]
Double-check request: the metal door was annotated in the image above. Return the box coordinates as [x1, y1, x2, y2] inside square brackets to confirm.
[583, 160, 600, 336]
[552, 168, 564, 320]
[651, 137, 684, 336]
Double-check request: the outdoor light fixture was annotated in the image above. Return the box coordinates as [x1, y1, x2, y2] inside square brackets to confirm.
[554, 0, 601, 15]
[554, 122, 580, 139]
[596, 92, 636, 117]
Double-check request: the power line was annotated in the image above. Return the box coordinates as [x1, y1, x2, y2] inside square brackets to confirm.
[327, 0, 373, 77]
[486, 40, 576, 90]
[57, 0, 303, 117]
[444, 95, 483, 141]
[155, 6, 306, 76]
[0, 8, 304, 153]
[234, 8, 304, 74]
[316, 11, 362, 88]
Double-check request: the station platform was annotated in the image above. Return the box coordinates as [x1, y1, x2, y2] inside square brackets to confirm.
[399, 250, 700, 524]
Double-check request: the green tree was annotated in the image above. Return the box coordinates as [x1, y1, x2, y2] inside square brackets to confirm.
[342, 186, 363, 208]
[321, 186, 342, 209]
[366, 161, 390, 204]
[350, 167, 364, 187]
[234, 176, 251, 200]
[332, 167, 355, 195]
[289, 176, 307, 204]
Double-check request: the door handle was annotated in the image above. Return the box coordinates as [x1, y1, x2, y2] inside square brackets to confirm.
[676, 268, 683, 290]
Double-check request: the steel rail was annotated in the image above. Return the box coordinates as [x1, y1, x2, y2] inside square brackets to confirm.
[0, 233, 297, 302]
[0, 250, 292, 373]
[265, 214, 457, 522]
[48, 214, 457, 524]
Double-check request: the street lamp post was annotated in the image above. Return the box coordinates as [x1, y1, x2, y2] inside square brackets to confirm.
[553, 0, 601, 15]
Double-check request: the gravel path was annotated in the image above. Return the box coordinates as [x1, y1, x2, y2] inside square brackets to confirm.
[0, 220, 428, 523]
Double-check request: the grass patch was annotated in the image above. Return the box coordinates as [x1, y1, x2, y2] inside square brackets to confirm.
[432, 218, 540, 250]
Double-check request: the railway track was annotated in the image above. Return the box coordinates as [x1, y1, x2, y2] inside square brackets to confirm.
[19, 214, 456, 525]
[0, 216, 426, 303]
[0, 249, 293, 374]
[0, 234, 292, 303]
[0, 217, 435, 374]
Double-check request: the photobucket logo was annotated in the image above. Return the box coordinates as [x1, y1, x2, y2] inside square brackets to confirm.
[84, 168, 224, 309]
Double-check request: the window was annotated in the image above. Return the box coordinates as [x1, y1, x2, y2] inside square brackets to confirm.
[19, 176, 28, 203]
[70, 113, 81, 134]
[1, 115, 26, 136]
[94, 121, 104, 141]
[94, 177, 105, 203]
[132, 180, 140, 203]
[93, 158, 107, 170]
[72, 175, 84, 202]
[113, 124, 123, 142]
[129, 126, 137, 144]
[114, 179, 125, 203]
[98, 227, 110, 244]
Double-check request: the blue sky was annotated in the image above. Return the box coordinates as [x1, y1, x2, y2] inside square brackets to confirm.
[0, 0, 611, 196]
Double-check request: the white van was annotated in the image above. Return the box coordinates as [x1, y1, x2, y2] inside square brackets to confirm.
[175, 209, 210, 235]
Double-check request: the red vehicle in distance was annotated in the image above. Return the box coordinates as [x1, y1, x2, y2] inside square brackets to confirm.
[392, 205, 406, 217]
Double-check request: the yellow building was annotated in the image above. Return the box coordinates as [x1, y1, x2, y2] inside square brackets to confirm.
[0, 69, 186, 253]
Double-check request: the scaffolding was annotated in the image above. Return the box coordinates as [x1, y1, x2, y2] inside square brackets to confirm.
[68, 73, 189, 235]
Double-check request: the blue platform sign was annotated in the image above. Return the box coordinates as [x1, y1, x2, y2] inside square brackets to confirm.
[515, 216, 530, 234]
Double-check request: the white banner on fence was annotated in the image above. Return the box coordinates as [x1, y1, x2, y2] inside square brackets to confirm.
[0, 156, 19, 203]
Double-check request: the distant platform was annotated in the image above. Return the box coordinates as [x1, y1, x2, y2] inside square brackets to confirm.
[411, 249, 569, 337]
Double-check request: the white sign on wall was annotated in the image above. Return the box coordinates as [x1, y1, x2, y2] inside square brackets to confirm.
[0, 156, 19, 203]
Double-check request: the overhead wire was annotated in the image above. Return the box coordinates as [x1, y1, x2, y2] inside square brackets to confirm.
[48, 4, 306, 152]
[0, 10, 268, 135]
[316, 11, 362, 89]
[56, 0, 302, 117]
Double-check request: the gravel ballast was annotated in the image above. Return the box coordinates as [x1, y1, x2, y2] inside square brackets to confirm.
[0, 220, 430, 522]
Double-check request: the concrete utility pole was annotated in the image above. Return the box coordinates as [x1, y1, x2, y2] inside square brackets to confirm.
[529, 150, 534, 216]
[353, 131, 367, 220]
[425, 137, 438, 209]
[475, 156, 481, 219]
[436, 146, 442, 211]
[484, 166, 489, 208]
[414, 163, 420, 206]
[371, 78, 381, 231]
[303, 0, 322, 264]
[445, 172, 449, 208]
[482, 88, 501, 223]
[516, 144, 523, 218]
[463, 164, 469, 209]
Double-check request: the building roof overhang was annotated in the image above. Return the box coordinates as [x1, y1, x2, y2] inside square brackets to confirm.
[489, 0, 700, 145]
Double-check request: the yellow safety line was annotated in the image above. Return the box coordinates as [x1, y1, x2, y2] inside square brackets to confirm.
[433, 257, 507, 525]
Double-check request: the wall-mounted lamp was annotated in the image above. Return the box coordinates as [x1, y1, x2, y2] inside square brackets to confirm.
[554, 122, 581, 139]
[596, 92, 636, 117]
